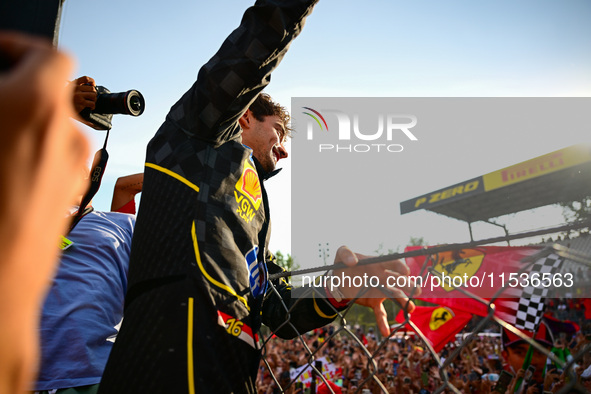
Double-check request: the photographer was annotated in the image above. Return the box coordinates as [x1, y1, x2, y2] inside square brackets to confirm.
[32, 78, 138, 394]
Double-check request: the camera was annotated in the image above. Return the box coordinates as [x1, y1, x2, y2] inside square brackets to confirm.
[79, 85, 145, 130]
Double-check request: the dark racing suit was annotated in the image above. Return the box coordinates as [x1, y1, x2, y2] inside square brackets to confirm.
[98, 1, 344, 393]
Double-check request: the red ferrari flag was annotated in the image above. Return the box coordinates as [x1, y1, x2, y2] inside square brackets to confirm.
[405, 245, 564, 334]
[405, 245, 541, 300]
[395, 305, 472, 353]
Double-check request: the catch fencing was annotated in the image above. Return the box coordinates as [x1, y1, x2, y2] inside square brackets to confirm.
[259, 225, 591, 393]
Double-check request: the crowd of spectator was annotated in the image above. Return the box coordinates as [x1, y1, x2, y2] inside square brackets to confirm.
[256, 302, 591, 394]
[547, 298, 588, 328]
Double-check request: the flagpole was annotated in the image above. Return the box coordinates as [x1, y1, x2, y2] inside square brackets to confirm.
[513, 339, 534, 393]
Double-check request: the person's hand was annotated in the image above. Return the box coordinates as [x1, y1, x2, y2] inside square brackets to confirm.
[329, 246, 420, 337]
[70, 75, 96, 113]
[507, 368, 524, 393]
[69, 75, 98, 128]
[0, 31, 89, 286]
[480, 377, 492, 393]
[0, 31, 89, 393]
[525, 384, 540, 394]
[544, 368, 560, 390]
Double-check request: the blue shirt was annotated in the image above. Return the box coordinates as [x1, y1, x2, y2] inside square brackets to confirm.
[35, 210, 135, 390]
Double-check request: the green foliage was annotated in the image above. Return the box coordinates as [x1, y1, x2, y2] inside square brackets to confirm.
[344, 299, 436, 335]
[374, 236, 428, 257]
[274, 250, 299, 272]
[345, 303, 378, 327]
[560, 198, 591, 222]
[558, 198, 591, 237]
[374, 242, 398, 256]
[408, 236, 427, 246]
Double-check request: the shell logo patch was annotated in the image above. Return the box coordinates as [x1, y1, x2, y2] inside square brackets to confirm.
[433, 249, 485, 292]
[429, 307, 454, 331]
[241, 168, 262, 202]
[234, 160, 262, 223]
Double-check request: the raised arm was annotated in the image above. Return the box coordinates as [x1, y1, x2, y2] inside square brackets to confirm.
[0, 32, 89, 394]
[165, 0, 319, 145]
[111, 173, 143, 213]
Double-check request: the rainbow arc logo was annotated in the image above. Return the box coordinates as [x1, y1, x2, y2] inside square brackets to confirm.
[302, 107, 329, 132]
[299, 102, 417, 153]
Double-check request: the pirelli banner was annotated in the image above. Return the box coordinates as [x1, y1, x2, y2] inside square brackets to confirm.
[400, 145, 591, 215]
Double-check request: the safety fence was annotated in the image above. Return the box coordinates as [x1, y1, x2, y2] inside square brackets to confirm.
[258, 226, 591, 393]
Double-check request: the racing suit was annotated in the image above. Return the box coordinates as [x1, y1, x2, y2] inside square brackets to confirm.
[98, 1, 345, 393]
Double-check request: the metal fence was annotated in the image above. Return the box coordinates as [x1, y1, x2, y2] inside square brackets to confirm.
[258, 233, 591, 393]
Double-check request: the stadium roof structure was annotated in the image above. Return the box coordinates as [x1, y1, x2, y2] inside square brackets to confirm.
[400, 145, 591, 224]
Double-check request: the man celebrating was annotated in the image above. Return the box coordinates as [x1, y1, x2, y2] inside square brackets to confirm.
[99, 1, 414, 393]
[501, 323, 554, 390]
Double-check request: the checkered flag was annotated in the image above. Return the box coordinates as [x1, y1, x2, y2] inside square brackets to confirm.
[514, 253, 563, 331]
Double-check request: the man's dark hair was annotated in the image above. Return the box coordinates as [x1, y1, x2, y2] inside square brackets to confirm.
[249, 93, 292, 140]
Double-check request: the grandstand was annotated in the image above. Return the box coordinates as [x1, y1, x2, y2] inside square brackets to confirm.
[400, 144, 591, 241]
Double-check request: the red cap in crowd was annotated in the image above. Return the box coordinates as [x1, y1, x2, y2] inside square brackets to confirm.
[501, 321, 554, 348]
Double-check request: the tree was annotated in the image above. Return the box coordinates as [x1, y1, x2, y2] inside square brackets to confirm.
[560, 197, 591, 222]
[374, 242, 397, 256]
[274, 251, 300, 285]
[408, 236, 427, 246]
[374, 236, 428, 257]
[559, 197, 591, 236]
[274, 250, 298, 271]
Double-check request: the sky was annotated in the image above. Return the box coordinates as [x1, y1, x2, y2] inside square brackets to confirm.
[57, 0, 591, 262]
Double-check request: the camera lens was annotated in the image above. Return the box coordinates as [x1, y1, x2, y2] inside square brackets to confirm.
[129, 95, 142, 112]
[125, 90, 145, 116]
[93, 86, 145, 117]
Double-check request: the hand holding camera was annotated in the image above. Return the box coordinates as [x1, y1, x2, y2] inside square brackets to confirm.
[70, 76, 145, 130]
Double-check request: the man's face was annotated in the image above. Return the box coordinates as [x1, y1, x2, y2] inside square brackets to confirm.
[241, 113, 288, 173]
[502, 342, 550, 383]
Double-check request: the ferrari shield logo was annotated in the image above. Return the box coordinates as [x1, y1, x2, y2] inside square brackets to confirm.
[433, 249, 485, 292]
[429, 307, 454, 331]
